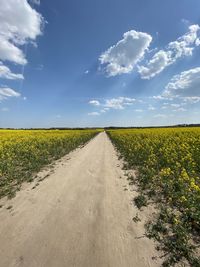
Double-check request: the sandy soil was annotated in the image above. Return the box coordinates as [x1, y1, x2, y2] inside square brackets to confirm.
[0, 132, 162, 267]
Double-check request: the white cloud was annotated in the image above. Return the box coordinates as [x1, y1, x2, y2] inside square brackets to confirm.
[139, 25, 200, 79]
[89, 100, 100, 106]
[160, 102, 187, 111]
[0, 37, 27, 65]
[104, 97, 136, 109]
[164, 67, 200, 98]
[152, 95, 167, 100]
[196, 38, 200, 46]
[99, 30, 152, 76]
[84, 70, 89, 74]
[104, 99, 124, 110]
[88, 112, 100, 116]
[168, 25, 200, 58]
[135, 109, 143, 112]
[0, 0, 44, 65]
[138, 50, 171, 79]
[0, 87, 21, 101]
[152, 95, 173, 101]
[0, 62, 24, 80]
[88, 97, 137, 115]
[30, 0, 40, 5]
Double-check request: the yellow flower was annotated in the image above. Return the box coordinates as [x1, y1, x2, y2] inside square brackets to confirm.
[180, 196, 187, 202]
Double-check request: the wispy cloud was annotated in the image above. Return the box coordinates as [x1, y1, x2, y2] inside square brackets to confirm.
[104, 97, 136, 110]
[138, 25, 200, 79]
[172, 107, 187, 112]
[88, 112, 100, 116]
[0, 62, 24, 80]
[36, 64, 44, 71]
[88, 96, 137, 115]
[29, 0, 40, 5]
[164, 67, 200, 99]
[0, 87, 21, 101]
[89, 100, 100, 106]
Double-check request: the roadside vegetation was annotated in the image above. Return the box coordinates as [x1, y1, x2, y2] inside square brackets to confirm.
[0, 129, 99, 199]
[107, 128, 200, 266]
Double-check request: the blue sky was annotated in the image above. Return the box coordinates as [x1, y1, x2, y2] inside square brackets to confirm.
[0, 0, 200, 127]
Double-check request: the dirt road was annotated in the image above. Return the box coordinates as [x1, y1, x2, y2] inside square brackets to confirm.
[0, 132, 161, 267]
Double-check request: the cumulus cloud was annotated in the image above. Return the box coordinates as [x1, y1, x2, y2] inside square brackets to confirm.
[99, 30, 152, 76]
[0, 62, 24, 80]
[0, 0, 44, 65]
[138, 50, 171, 79]
[89, 100, 100, 106]
[164, 67, 200, 98]
[139, 25, 200, 79]
[0, 87, 21, 101]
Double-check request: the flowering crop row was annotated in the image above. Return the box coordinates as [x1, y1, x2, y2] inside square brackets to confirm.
[107, 128, 200, 266]
[0, 129, 99, 199]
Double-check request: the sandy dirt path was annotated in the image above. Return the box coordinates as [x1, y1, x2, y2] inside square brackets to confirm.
[0, 132, 161, 267]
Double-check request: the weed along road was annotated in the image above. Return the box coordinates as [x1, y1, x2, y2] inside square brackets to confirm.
[0, 132, 160, 267]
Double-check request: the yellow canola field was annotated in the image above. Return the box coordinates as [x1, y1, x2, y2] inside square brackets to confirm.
[108, 127, 200, 266]
[0, 129, 99, 198]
